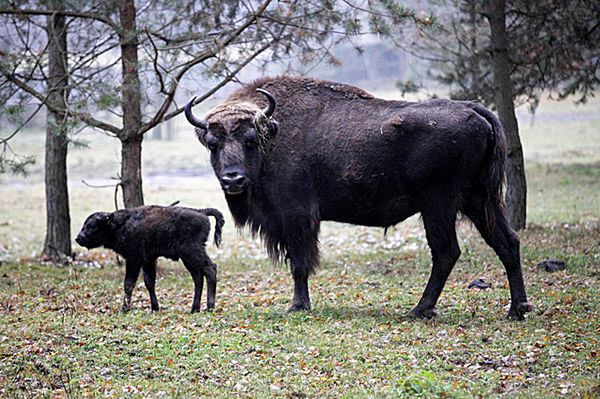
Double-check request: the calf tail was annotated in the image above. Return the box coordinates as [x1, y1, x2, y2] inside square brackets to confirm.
[470, 103, 507, 230]
[199, 208, 225, 247]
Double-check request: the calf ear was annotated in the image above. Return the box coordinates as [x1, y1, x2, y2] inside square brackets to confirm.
[87, 211, 110, 223]
[108, 212, 129, 230]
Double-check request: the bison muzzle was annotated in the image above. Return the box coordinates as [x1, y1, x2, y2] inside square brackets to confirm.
[76, 206, 224, 313]
[185, 76, 532, 321]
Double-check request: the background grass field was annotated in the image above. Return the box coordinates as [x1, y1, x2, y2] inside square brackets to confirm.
[0, 95, 598, 397]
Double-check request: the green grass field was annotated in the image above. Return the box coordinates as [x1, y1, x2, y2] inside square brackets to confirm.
[0, 96, 599, 397]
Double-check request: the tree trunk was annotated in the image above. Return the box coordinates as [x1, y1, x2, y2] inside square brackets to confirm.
[120, 136, 144, 207]
[42, 1, 71, 261]
[487, 0, 527, 230]
[119, 0, 144, 208]
[467, 0, 480, 97]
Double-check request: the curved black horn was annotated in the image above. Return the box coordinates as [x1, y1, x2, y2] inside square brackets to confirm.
[256, 88, 276, 118]
[184, 97, 208, 130]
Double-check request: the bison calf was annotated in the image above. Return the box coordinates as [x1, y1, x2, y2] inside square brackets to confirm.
[76, 206, 224, 313]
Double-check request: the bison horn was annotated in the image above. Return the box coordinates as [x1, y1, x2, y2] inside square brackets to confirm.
[256, 88, 276, 118]
[184, 97, 208, 130]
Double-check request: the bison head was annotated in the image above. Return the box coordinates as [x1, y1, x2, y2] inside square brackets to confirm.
[185, 89, 278, 196]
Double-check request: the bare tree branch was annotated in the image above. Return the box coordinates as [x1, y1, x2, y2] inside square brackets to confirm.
[0, 8, 121, 34]
[0, 64, 121, 135]
[137, 0, 274, 134]
[0, 100, 45, 145]
[142, 39, 274, 132]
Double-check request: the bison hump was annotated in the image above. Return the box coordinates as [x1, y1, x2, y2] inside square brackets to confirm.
[326, 83, 373, 100]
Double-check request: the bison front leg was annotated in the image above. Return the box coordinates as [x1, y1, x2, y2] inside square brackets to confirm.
[285, 217, 320, 312]
[289, 265, 311, 312]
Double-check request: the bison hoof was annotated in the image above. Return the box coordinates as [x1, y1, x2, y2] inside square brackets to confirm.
[120, 306, 131, 313]
[191, 307, 200, 314]
[507, 302, 533, 321]
[288, 303, 311, 312]
[408, 307, 437, 320]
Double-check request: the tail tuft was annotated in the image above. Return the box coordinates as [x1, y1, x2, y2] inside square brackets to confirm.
[470, 103, 507, 230]
[199, 208, 225, 247]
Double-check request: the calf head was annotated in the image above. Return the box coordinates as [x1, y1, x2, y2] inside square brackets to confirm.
[185, 89, 278, 196]
[76, 211, 129, 249]
[76, 212, 111, 249]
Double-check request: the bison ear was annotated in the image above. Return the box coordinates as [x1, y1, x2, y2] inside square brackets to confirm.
[265, 119, 278, 141]
[196, 128, 208, 146]
[108, 211, 129, 230]
[257, 120, 278, 154]
[254, 114, 278, 151]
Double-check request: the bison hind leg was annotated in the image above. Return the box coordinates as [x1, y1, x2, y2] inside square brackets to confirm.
[508, 301, 533, 321]
[407, 307, 437, 320]
[409, 200, 461, 319]
[464, 196, 531, 321]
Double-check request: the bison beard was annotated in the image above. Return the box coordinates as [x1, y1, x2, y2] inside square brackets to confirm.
[185, 76, 532, 320]
[76, 206, 224, 313]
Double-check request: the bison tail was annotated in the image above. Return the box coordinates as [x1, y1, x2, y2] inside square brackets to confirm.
[471, 104, 507, 230]
[200, 208, 225, 247]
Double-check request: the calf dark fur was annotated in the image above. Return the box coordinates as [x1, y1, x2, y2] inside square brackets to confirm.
[76, 206, 224, 313]
[185, 75, 532, 320]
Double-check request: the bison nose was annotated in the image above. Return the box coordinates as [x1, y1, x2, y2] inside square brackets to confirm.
[222, 172, 245, 185]
[220, 169, 247, 194]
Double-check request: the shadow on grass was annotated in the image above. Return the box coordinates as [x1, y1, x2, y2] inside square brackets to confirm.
[316, 305, 503, 325]
[315, 304, 408, 322]
[245, 303, 496, 326]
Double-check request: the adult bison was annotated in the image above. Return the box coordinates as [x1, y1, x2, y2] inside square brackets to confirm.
[185, 76, 532, 320]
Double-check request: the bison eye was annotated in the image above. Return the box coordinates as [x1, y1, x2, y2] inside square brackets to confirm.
[244, 131, 258, 149]
[205, 134, 219, 152]
[245, 138, 258, 149]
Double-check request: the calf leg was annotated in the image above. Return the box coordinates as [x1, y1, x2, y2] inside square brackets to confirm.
[409, 204, 461, 319]
[142, 259, 159, 312]
[191, 272, 204, 313]
[464, 201, 531, 320]
[204, 259, 217, 310]
[181, 253, 206, 313]
[122, 259, 142, 313]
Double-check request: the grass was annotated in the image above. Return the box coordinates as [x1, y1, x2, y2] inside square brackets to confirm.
[0, 95, 599, 397]
[1, 224, 598, 398]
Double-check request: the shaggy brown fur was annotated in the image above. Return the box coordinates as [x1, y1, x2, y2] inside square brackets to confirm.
[76, 206, 224, 313]
[186, 75, 531, 321]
